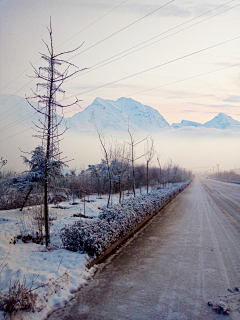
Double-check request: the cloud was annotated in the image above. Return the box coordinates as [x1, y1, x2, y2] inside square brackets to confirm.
[187, 102, 236, 109]
[182, 110, 198, 113]
[122, 1, 191, 18]
[207, 104, 236, 109]
[124, 0, 231, 18]
[223, 95, 240, 103]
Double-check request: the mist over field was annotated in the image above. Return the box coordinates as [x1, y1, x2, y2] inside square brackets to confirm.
[2, 123, 239, 174]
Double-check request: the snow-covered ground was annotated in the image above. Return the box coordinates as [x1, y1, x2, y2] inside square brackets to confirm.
[0, 184, 188, 320]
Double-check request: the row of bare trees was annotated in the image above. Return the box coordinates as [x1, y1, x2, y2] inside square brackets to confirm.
[92, 120, 192, 207]
[63, 154, 191, 208]
[209, 170, 240, 183]
[0, 152, 191, 211]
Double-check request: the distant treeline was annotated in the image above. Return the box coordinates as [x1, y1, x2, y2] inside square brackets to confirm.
[208, 170, 240, 184]
[0, 160, 193, 211]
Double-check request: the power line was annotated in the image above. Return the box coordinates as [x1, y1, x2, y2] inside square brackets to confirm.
[67, 1, 240, 83]
[0, 100, 29, 121]
[0, 128, 32, 142]
[65, 62, 240, 137]
[1, 2, 239, 129]
[56, 0, 129, 49]
[1, 62, 239, 138]
[0, 78, 36, 116]
[0, 107, 82, 141]
[1, 0, 234, 117]
[64, 35, 240, 100]
[0, 0, 129, 96]
[0, 103, 82, 134]
[68, 0, 175, 60]
[125, 62, 240, 97]
[2, 35, 240, 132]
[0, 0, 174, 119]
[0, 111, 37, 133]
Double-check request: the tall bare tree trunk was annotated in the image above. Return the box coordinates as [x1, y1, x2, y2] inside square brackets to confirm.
[146, 160, 149, 194]
[27, 21, 85, 247]
[20, 186, 33, 211]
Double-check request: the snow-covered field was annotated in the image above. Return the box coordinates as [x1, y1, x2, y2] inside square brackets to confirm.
[0, 184, 188, 320]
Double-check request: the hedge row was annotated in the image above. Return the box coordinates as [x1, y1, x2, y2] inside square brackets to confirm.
[60, 182, 190, 257]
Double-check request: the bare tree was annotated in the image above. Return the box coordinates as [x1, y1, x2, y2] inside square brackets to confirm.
[92, 121, 113, 208]
[156, 153, 162, 187]
[0, 157, 7, 171]
[88, 164, 102, 198]
[111, 141, 129, 203]
[172, 165, 179, 183]
[144, 137, 155, 194]
[26, 20, 86, 247]
[123, 121, 148, 197]
[167, 158, 172, 185]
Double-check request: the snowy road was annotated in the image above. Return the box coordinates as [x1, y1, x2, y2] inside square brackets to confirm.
[48, 179, 240, 320]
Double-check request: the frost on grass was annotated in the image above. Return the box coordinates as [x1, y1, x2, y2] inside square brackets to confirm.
[61, 182, 189, 257]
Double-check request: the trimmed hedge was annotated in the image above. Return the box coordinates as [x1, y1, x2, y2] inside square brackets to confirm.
[60, 182, 189, 257]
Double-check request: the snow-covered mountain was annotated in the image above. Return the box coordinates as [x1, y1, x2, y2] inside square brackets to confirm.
[1, 95, 240, 136]
[172, 120, 202, 129]
[66, 97, 170, 132]
[171, 113, 240, 131]
[203, 113, 240, 130]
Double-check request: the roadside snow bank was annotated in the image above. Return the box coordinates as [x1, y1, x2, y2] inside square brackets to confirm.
[61, 182, 189, 257]
[0, 205, 96, 320]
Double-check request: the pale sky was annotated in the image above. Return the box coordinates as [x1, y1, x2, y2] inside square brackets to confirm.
[1, 0, 240, 125]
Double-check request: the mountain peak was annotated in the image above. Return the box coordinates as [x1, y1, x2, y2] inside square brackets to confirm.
[69, 97, 170, 132]
[117, 97, 134, 102]
[92, 97, 105, 105]
[203, 112, 240, 130]
[171, 119, 202, 129]
[217, 112, 229, 118]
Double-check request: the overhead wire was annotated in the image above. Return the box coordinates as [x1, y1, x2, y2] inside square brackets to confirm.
[2, 0, 235, 115]
[0, 78, 36, 116]
[1, 1, 239, 133]
[0, 100, 82, 134]
[0, 0, 174, 118]
[67, 0, 240, 82]
[55, 0, 129, 49]
[0, 106, 85, 142]
[0, 0, 129, 93]
[67, 62, 240, 136]
[2, 34, 240, 132]
[125, 62, 240, 97]
[0, 128, 32, 142]
[63, 35, 240, 100]
[68, 0, 175, 60]
[0, 0, 129, 120]
[1, 60, 239, 142]
[0, 111, 38, 133]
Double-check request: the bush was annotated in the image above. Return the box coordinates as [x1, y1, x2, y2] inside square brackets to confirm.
[0, 276, 38, 319]
[61, 182, 189, 257]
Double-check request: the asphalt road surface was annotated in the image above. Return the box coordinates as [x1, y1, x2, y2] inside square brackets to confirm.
[47, 179, 240, 320]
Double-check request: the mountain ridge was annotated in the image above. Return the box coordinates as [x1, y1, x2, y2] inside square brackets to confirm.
[1, 94, 240, 133]
[66, 96, 170, 133]
[172, 112, 240, 130]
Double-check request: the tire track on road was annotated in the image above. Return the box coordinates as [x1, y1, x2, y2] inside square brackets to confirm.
[203, 196, 231, 289]
[201, 180, 240, 289]
[202, 181, 240, 228]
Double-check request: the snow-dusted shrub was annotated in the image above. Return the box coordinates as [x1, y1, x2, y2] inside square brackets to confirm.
[61, 182, 190, 257]
[61, 219, 117, 256]
[0, 275, 43, 319]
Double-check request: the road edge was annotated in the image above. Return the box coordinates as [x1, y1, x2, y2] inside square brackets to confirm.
[86, 181, 191, 269]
